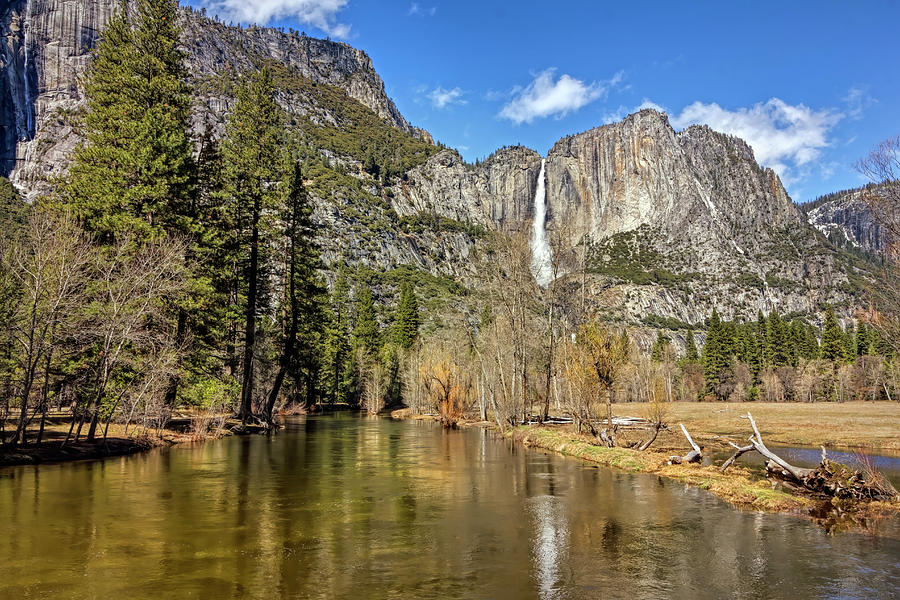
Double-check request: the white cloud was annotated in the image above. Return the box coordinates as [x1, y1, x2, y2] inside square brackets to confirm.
[200, 0, 350, 37]
[843, 86, 876, 120]
[668, 98, 843, 182]
[428, 86, 466, 109]
[408, 3, 436, 16]
[499, 69, 613, 124]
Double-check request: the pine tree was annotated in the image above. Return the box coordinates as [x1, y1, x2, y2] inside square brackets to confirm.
[756, 310, 770, 368]
[842, 323, 857, 363]
[802, 324, 820, 360]
[323, 271, 352, 403]
[222, 68, 283, 423]
[767, 311, 789, 367]
[856, 323, 871, 356]
[788, 320, 805, 366]
[67, 0, 195, 242]
[821, 306, 845, 363]
[651, 331, 670, 362]
[685, 331, 699, 362]
[703, 308, 730, 398]
[393, 282, 420, 350]
[262, 159, 325, 422]
[65, 0, 202, 408]
[353, 284, 380, 355]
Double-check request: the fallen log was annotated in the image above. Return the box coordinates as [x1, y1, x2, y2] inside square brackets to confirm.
[636, 421, 666, 452]
[745, 412, 814, 482]
[720, 442, 754, 472]
[669, 424, 702, 465]
[738, 412, 899, 501]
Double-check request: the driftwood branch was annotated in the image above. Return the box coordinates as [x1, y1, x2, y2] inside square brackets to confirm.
[636, 421, 665, 452]
[668, 423, 702, 465]
[745, 412, 813, 481]
[733, 413, 897, 500]
[720, 442, 754, 472]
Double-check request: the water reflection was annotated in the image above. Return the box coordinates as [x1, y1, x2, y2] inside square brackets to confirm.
[0, 414, 897, 599]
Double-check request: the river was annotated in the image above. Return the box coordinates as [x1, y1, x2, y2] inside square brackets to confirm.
[1, 413, 898, 599]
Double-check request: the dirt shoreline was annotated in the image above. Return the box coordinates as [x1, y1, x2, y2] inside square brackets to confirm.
[0, 418, 273, 469]
[0, 405, 355, 469]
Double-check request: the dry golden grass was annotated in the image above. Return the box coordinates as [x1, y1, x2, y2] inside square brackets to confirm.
[611, 401, 900, 452]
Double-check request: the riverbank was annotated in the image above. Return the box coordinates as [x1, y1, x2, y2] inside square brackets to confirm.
[0, 415, 268, 468]
[511, 426, 899, 532]
[0, 404, 361, 468]
[391, 402, 900, 531]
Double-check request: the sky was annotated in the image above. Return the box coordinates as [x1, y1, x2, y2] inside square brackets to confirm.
[184, 0, 899, 203]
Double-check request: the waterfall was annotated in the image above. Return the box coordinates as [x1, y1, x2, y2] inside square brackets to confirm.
[22, 0, 34, 139]
[530, 158, 553, 287]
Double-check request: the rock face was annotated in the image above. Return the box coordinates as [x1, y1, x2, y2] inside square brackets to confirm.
[2, 1, 430, 195]
[541, 111, 847, 321]
[2, 0, 118, 183]
[403, 110, 859, 322]
[803, 187, 890, 255]
[392, 147, 542, 228]
[1, 2, 868, 325]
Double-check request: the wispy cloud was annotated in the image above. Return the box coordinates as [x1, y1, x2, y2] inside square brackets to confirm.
[668, 98, 843, 185]
[427, 86, 466, 109]
[199, 0, 351, 37]
[499, 69, 622, 124]
[408, 2, 437, 16]
[843, 86, 876, 120]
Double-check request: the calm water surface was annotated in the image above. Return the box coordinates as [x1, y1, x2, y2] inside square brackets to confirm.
[1, 413, 898, 599]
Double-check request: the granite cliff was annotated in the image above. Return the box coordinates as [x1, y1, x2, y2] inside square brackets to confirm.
[398, 111, 862, 323]
[1, 0, 872, 327]
[802, 186, 891, 256]
[2, 0, 428, 194]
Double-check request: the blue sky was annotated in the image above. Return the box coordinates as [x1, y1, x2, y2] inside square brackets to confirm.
[185, 0, 899, 203]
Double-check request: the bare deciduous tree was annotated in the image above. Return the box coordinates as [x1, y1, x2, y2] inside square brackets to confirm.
[68, 234, 188, 443]
[3, 208, 90, 447]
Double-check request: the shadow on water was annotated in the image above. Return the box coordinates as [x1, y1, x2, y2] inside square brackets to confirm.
[0, 412, 898, 599]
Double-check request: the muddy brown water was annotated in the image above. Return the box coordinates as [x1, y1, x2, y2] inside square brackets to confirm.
[1, 413, 898, 599]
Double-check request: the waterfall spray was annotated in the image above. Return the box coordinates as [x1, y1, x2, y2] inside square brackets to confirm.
[530, 158, 553, 287]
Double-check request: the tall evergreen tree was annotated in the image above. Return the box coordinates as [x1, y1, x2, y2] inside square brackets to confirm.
[353, 284, 380, 354]
[651, 331, 670, 362]
[703, 308, 730, 398]
[788, 320, 805, 366]
[767, 311, 789, 367]
[222, 68, 283, 423]
[756, 310, 770, 368]
[821, 306, 845, 363]
[393, 282, 420, 350]
[262, 159, 325, 423]
[856, 323, 872, 356]
[842, 323, 857, 363]
[67, 0, 195, 242]
[64, 0, 205, 408]
[685, 331, 699, 362]
[802, 324, 821, 359]
[323, 271, 352, 403]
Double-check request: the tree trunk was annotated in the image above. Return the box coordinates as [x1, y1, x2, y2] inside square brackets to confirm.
[720, 443, 754, 472]
[636, 421, 664, 451]
[163, 309, 187, 406]
[239, 199, 261, 425]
